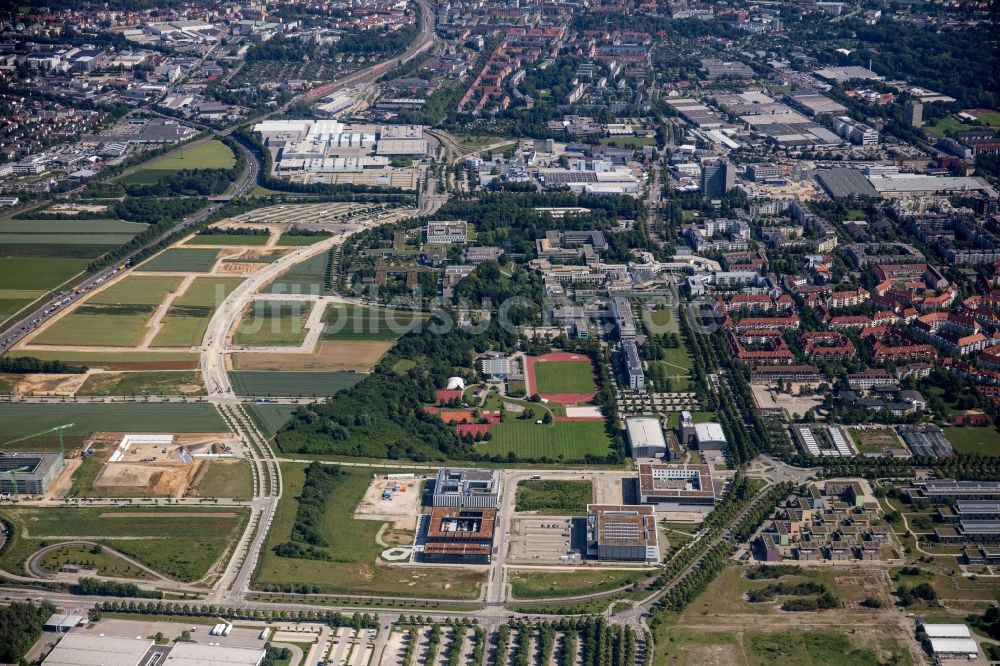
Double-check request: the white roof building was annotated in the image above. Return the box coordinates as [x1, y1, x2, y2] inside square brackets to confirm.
[694, 422, 727, 450]
[921, 624, 972, 638]
[626, 417, 667, 459]
[43, 634, 153, 666]
[926, 638, 979, 659]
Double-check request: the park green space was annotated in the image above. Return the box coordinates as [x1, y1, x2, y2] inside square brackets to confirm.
[0, 403, 226, 438]
[924, 116, 967, 138]
[229, 371, 364, 397]
[0, 506, 248, 581]
[185, 233, 270, 246]
[255, 463, 485, 599]
[509, 568, 652, 600]
[87, 276, 183, 306]
[515, 479, 592, 514]
[849, 428, 901, 454]
[642, 308, 680, 335]
[38, 544, 150, 580]
[75, 371, 204, 396]
[234, 301, 310, 346]
[2, 349, 199, 370]
[321, 304, 427, 342]
[140, 248, 220, 272]
[478, 419, 611, 460]
[942, 426, 1000, 456]
[532, 359, 597, 395]
[245, 403, 298, 437]
[31, 313, 150, 347]
[118, 140, 236, 186]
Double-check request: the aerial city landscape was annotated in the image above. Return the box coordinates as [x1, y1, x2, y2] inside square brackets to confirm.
[0, 0, 997, 664]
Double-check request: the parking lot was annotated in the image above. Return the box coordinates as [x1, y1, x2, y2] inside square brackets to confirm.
[507, 517, 579, 564]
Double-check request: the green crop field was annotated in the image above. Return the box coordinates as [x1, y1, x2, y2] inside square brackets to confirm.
[229, 371, 364, 396]
[192, 460, 254, 500]
[0, 403, 226, 438]
[255, 463, 484, 599]
[510, 569, 651, 599]
[276, 234, 330, 246]
[515, 479, 592, 514]
[118, 140, 236, 186]
[246, 402, 298, 437]
[88, 276, 183, 306]
[175, 277, 244, 307]
[322, 304, 426, 341]
[479, 419, 611, 460]
[0, 219, 147, 234]
[3, 349, 198, 370]
[0, 506, 247, 581]
[140, 248, 220, 273]
[151, 315, 210, 347]
[31, 313, 150, 347]
[264, 253, 330, 296]
[942, 426, 1000, 456]
[532, 359, 597, 395]
[75, 371, 204, 396]
[0, 258, 86, 298]
[234, 301, 311, 346]
[0, 232, 137, 246]
[185, 233, 270, 246]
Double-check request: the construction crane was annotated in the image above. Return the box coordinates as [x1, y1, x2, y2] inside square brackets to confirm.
[1, 423, 75, 459]
[3, 466, 30, 501]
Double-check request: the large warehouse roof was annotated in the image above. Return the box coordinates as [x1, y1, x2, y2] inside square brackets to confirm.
[626, 417, 666, 450]
[163, 643, 265, 665]
[43, 634, 153, 666]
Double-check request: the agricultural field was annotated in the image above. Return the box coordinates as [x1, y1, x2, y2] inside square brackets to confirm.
[322, 304, 426, 342]
[245, 402, 298, 438]
[151, 277, 244, 348]
[233, 301, 311, 346]
[255, 463, 485, 599]
[118, 140, 235, 186]
[86, 276, 183, 306]
[139, 248, 220, 273]
[276, 233, 330, 246]
[263, 252, 331, 296]
[233, 340, 392, 372]
[509, 569, 651, 600]
[30, 312, 150, 347]
[184, 233, 271, 246]
[515, 480, 593, 515]
[229, 371, 364, 397]
[531, 359, 597, 395]
[478, 419, 611, 460]
[0, 505, 247, 582]
[0, 403, 226, 439]
[75, 370, 205, 396]
[942, 426, 1000, 456]
[3, 349, 199, 371]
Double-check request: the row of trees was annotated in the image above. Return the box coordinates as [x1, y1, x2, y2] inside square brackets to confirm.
[93, 600, 378, 627]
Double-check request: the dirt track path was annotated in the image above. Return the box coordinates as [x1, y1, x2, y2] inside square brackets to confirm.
[139, 275, 195, 350]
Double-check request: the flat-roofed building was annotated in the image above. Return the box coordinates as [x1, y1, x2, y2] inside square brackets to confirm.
[431, 468, 500, 508]
[694, 422, 727, 450]
[43, 634, 154, 666]
[425, 220, 468, 244]
[637, 463, 717, 511]
[0, 452, 64, 495]
[164, 643, 265, 665]
[423, 506, 496, 564]
[626, 417, 667, 459]
[587, 504, 659, 562]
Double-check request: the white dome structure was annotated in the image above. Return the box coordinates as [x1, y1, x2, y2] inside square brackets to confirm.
[446, 377, 466, 390]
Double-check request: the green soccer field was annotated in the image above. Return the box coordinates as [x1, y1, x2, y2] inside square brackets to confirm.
[532, 359, 598, 395]
[478, 419, 611, 460]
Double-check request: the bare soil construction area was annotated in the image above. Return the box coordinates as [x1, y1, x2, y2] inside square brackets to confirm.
[0, 372, 90, 396]
[233, 340, 393, 371]
[353, 476, 424, 531]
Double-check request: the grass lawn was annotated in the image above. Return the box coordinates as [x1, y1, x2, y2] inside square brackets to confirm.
[599, 136, 656, 148]
[38, 544, 150, 580]
[75, 370, 204, 396]
[192, 460, 254, 500]
[31, 313, 150, 347]
[88, 276, 183, 306]
[942, 426, 1000, 456]
[0, 506, 247, 581]
[848, 428, 901, 454]
[0, 403, 226, 438]
[924, 116, 967, 138]
[642, 308, 680, 335]
[245, 402, 298, 437]
[229, 371, 364, 397]
[745, 631, 889, 666]
[322, 304, 426, 342]
[140, 248, 220, 273]
[234, 301, 311, 346]
[254, 463, 485, 599]
[515, 480, 592, 514]
[185, 233, 270, 246]
[479, 419, 611, 460]
[971, 109, 1000, 126]
[509, 569, 652, 600]
[119, 140, 235, 186]
[660, 344, 694, 372]
[532, 359, 597, 395]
